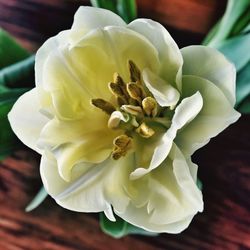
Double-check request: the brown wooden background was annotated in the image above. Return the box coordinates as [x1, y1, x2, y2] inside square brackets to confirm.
[1, 0, 250, 249]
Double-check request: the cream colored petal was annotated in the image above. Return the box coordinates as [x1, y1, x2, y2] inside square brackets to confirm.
[181, 45, 236, 105]
[53, 135, 112, 182]
[37, 111, 113, 149]
[43, 154, 134, 216]
[8, 88, 49, 154]
[35, 30, 70, 87]
[130, 92, 203, 179]
[42, 26, 160, 120]
[74, 26, 161, 82]
[142, 68, 180, 107]
[118, 144, 203, 233]
[72, 6, 126, 31]
[176, 75, 241, 155]
[128, 19, 183, 89]
[40, 151, 111, 214]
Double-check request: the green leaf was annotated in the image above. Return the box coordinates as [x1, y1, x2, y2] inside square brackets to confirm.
[0, 88, 29, 159]
[202, 20, 221, 45]
[90, 0, 137, 23]
[90, 0, 118, 13]
[0, 28, 30, 69]
[230, 5, 250, 36]
[0, 55, 35, 88]
[242, 22, 250, 33]
[100, 213, 158, 238]
[236, 62, 250, 107]
[216, 33, 250, 71]
[237, 94, 250, 113]
[197, 178, 203, 190]
[116, 0, 137, 23]
[207, 0, 250, 47]
[25, 186, 48, 212]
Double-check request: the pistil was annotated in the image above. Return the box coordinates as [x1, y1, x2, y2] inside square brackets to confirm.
[91, 59, 167, 160]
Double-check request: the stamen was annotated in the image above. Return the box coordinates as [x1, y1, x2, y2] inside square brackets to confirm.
[128, 60, 141, 83]
[121, 105, 143, 116]
[136, 122, 155, 138]
[91, 98, 116, 115]
[108, 111, 129, 129]
[112, 134, 132, 160]
[142, 97, 158, 117]
[109, 82, 124, 97]
[127, 83, 145, 103]
[113, 72, 130, 99]
[116, 96, 127, 106]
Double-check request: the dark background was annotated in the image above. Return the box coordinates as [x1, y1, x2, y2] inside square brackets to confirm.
[1, 1, 250, 249]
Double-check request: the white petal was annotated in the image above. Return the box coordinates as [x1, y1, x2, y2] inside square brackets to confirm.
[142, 68, 180, 107]
[72, 6, 126, 31]
[176, 75, 241, 155]
[41, 151, 110, 213]
[41, 154, 133, 214]
[35, 30, 70, 87]
[128, 19, 183, 89]
[118, 144, 203, 233]
[181, 45, 236, 105]
[8, 88, 48, 154]
[130, 92, 203, 179]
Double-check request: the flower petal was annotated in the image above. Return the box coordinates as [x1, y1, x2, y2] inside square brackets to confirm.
[72, 6, 126, 31]
[142, 68, 180, 107]
[119, 144, 203, 233]
[42, 27, 160, 119]
[128, 19, 183, 89]
[40, 151, 111, 214]
[181, 45, 236, 105]
[8, 88, 48, 154]
[41, 153, 134, 216]
[35, 30, 70, 87]
[130, 92, 203, 179]
[176, 75, 241, 155]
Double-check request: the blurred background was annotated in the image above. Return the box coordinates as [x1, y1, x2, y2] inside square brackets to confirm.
[0, 0, 227, 51]
[1, 1, 250, 250]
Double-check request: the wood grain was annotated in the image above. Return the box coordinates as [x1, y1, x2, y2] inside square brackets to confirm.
[1, 116, 250, 250]
[0, 0, 226, 52]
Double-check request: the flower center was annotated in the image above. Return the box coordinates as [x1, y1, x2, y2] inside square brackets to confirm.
[91, 60, 170, 160]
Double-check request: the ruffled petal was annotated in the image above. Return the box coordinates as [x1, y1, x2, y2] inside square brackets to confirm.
[181, 45, 236, 105]
[41, 152, 134, 217]
[72, 6, 126, 31]
[42, 26, 160, 120]
[35, 30, 70, 87]
[8, 88, 48, 154]
[118, 144, 203, 233]
[130, 92, 203, 179]
[40, 151, 111, 214]
[128, 19, 183, 89]
[142, 68, 180, 107]
[175, 75, 241, 155]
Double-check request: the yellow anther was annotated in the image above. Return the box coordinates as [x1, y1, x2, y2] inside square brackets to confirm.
[113, 72, 130, 99]
[127, 82, 145, 103]
[142, 97, 158, 117]
[121, 105, 143, 116]
[128, 60, 141, 83]
[136, 122, 155, 138]
[91, 98, 116, 115]
[112, 134, 132, 160]
[108, 82, 124, 97]
[116, 96, 127, 106]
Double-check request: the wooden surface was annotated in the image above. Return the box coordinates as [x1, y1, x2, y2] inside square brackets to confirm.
[1, 0, 250, 249]
[1, 116, 250, 250]
[0, 0, 226, 51]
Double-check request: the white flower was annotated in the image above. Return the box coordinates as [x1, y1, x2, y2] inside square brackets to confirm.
[8, 7, 240, 233]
